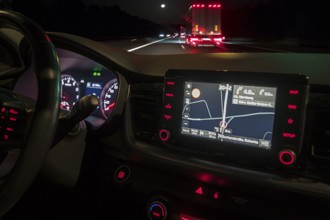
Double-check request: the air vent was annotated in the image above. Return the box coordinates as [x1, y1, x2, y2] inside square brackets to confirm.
[311, 110, 330, 160]
[309, 93, 330, 167]
[130, 83, 163, 144]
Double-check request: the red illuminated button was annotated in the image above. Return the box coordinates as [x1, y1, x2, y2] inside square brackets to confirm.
[9, 109, 19, 115]
[117, 171, 126, 179]
[6, 127, 14, 132]
[287, 118, 294, 125]
[279, 150, 296, 166]
[165, 93, 174, 97]
[165, 104, 172, 110]
[289, 90, 300, 95]
[213, 192, 220, 199]
[159, 129, 170, 141]
[288, 104, 297, 110]
[114, 166, 130, 183]
[166, 81, 175, 86]
[283, 132, 296, 139]
[163, 114, 172, 121]
[195, 186, 204, 195]
[9, 117, 17, 122]
[180, 213, 203, 220]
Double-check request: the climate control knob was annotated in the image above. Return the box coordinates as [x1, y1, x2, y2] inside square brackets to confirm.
[147, 199, 168, 220]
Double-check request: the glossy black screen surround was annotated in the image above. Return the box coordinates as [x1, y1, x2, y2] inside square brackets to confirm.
[160, 70, 309, 168]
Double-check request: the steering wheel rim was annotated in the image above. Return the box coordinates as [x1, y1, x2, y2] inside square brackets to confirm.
[0, 10, 60, 216]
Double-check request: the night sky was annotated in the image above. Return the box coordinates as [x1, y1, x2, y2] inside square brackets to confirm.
[2, 0, 329, 44]
[82, 0, 271, 24]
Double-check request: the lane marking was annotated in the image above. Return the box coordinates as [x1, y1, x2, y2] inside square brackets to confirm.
[127, 38, 167, 52]
[131, 39, 137, 42]
[181, 45, 186, 50]
[233, 43, 290, 52]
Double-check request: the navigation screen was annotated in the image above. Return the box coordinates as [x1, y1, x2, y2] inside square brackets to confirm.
[181, 82, 277, 150]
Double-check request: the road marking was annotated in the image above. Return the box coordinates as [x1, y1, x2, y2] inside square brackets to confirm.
[131, 39, 137, 42]
[235, 44, 290, 52]
[181, 45, 186, 50]
[127, 38, 167, 52]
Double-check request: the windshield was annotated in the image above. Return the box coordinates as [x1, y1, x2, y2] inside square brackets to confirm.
[1, 0, 330, 55]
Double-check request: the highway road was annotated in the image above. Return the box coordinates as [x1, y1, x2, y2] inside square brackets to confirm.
[103, 37, 330, 55]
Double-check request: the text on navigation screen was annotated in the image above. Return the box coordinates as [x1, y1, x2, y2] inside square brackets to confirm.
[181, 81, 277, 150]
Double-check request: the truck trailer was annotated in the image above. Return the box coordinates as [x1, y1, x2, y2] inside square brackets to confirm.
[186, 3, 224, 47]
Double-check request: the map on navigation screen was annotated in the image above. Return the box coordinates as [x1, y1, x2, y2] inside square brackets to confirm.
[181, 81, 277, 150]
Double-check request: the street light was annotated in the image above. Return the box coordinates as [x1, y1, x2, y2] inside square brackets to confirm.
[161, 4, 166, 8]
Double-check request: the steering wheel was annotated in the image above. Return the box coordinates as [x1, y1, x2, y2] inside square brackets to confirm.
[0, 10, 60, 216]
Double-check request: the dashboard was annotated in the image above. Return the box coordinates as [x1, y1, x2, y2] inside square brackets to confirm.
[3, 32, 330, 220]
[14, 48, 120, 127]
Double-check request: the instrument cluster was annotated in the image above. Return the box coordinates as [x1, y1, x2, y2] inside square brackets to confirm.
[60, 69, 119, 120]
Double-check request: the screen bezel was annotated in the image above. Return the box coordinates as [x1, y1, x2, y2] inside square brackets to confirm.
[162, 70, 308, 166]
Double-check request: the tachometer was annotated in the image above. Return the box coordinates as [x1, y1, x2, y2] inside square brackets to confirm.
[60, 74, 80, 110]
[100, 79, 119, 119]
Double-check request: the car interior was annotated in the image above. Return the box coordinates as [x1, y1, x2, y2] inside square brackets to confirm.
[1, 9, 330, 220]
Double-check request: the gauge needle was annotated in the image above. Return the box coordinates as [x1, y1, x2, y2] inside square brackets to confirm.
[106, 102, 115, 110]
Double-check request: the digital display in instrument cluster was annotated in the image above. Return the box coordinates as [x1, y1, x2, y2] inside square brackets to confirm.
[85, 82, 103, 99]
[60, 69, 119, 120]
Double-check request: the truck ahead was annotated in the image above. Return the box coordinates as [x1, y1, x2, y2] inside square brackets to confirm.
[186, 3, 224, 47]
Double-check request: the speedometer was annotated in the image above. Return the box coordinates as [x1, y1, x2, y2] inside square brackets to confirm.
[100, 79, 119, 119]
[60, 74, 80, 111]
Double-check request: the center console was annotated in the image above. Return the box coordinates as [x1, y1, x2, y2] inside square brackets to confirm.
[159, 70, 309, 170]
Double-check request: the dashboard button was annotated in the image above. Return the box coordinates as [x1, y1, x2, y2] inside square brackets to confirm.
[289, 89, 300, 95]
[159, 129, 170, 141]
[279, 150, 296, 166]
[165, 104, 172, 110]
[163, 114, 172, 121]
[165, 93, 174, 98]
[166, 81, 175, 86]
[282, 132, 296, 139]
[114, 165, 130, 183]
[288, 104, 297, 110]
[213, 192, 220, 199]
[287, 118, 294, 125]
[8, 108, 19, 115]
[147, 199, 168, 220]
[195, 186, 204, 195]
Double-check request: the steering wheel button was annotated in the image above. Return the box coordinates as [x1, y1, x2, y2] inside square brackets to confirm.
[9, 117, 17, 122]
[6, 127, 14, 132]
[8, 109, 19, 115]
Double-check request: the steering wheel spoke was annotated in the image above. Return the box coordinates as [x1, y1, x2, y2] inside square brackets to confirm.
[0, 149, 20, 180]
[0, 10, 60, 216]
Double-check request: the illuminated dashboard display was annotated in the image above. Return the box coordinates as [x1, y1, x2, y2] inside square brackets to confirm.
[181, 81, 277, 150]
